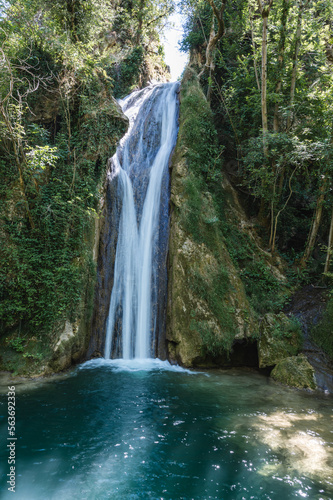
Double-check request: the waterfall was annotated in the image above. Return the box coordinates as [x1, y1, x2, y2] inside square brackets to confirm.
[104, 82, 179, 360]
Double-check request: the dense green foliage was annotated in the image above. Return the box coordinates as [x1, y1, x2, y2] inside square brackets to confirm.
[181, 0, 333, 262]
[0, 0, 172, 370]
[232, 240, 286, 314]
[180, 0, 333, 360]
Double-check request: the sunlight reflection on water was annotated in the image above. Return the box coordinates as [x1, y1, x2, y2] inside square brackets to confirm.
[0, 365, 332, 499]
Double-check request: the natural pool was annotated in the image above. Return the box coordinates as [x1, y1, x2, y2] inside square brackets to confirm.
[0, 360, 332, 499]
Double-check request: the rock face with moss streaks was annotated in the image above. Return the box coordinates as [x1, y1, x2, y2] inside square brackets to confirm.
[166, 71, 258, 367]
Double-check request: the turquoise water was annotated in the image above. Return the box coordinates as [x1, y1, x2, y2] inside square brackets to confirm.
[0, 360, 332, 499]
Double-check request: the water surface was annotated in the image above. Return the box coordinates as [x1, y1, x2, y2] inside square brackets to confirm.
[0, 362, 332, 499]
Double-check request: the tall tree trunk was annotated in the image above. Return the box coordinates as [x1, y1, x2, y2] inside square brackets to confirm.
[286, 0, 308, 131]
[250, 13, 260, 92]
[269, 0, 289, 246]
[135, 0, 145, 45]
[257, 0, 273, 154]
[256, 0, 273, 225]
[273, 0, 290, 133]
[300, 176, 327, 267]
[324, 204, 333, 274]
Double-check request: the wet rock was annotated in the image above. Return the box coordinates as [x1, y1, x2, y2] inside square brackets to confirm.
[284, 284, 333, 392]
[87, 175, 122, 358]
[48, 312, 91, 374]
[271, 355, 317, 390]
[88, 84, 176, 360]
[49, 92, 129, 372]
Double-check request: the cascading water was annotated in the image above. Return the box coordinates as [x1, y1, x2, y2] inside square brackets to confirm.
[104, 82, 179, 360]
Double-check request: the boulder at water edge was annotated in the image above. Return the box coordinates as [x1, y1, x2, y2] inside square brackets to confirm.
[271, 355, 317, 390]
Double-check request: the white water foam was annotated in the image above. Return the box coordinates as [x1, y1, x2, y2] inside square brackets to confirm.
[79, 358, 196, 374]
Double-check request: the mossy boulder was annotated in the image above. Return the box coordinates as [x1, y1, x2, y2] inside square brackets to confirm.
[271, 355, 317, 390]
[258, 313, 302, 368]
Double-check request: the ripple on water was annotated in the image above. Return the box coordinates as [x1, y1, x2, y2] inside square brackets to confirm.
[0, 365, 332, 499]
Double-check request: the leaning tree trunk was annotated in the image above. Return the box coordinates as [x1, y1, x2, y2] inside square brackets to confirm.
[324, 204, 333, 274]
[300, 177, 327, 267]
[286, 0, 308, 131]
[198, 0, 227, 80]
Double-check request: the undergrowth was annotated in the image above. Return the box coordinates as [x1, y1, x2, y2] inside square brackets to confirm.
[189, 266, 236, 356]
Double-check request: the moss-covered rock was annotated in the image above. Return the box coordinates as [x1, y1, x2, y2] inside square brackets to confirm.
[48, 314, 91, 374]
[80, 84, 129, 162]
[167, 216, 257, 366]
[271, 355, 317, 390]
[258, 313, 303, 368]
[167, 70, 258, 367]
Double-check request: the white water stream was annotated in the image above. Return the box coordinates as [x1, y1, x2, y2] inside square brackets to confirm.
[104, 82, 179, 360]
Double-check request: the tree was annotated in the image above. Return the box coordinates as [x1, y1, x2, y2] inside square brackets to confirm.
[0, 38, 53, 228]
[273, 0, 290, 133]
[299, 176, 327, 267]
[198, 0, 227, 80]
[286, 0, 309, 132]
[324, 204, 333, 274]
[256, 0, 273, 155]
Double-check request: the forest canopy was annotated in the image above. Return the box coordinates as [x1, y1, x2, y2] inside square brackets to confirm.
[180, 0, 333, 269]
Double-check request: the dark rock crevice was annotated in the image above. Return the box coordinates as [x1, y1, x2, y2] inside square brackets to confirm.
[285, 285, 333, 392]
[87, 175, 122, 359]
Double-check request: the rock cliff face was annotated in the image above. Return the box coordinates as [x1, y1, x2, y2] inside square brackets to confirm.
[166, 72, 259, 367]
[52, 98, 129, 371]
[85, 175, 122, 360]
[167, 216, 258, 367]
[164, 70, 324, 394]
